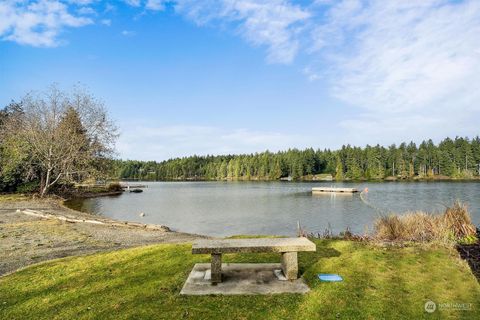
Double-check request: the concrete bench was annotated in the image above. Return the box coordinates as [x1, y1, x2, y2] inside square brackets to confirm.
[192, 237, 316, 283]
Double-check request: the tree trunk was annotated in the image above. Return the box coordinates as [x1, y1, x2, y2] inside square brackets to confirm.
[41, 168, 51, 197]
[40, 172, 45, 196]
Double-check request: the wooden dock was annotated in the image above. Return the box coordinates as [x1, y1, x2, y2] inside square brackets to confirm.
[312, 187, 358, 193]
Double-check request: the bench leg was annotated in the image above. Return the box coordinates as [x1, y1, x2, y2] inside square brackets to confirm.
[281, 252, 298, 280]
[211, 253, 222, 283]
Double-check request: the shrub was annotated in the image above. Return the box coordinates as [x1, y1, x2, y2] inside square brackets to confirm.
[374, 201, 477, 244]
[51, 182, 75, 193]
[442, 201, 476, 240]
[375, 215, 405, 241]
[458, 234, 478, 245]
[107, 182, 123, 192]
[15, 181, 39, 194]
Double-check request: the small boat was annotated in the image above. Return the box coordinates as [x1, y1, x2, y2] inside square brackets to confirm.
[129, 189, 143, 193]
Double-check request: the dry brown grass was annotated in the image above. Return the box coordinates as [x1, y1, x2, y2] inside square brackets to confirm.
[374, 201, 477, 243]
[443, 201, 477, 238]
[107, 182, 123, 192]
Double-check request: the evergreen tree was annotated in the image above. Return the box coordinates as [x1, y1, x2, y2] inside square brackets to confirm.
[335, 155, 344, 181]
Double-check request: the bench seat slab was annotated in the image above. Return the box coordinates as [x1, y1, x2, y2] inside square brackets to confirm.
[192, 237, 316, 254]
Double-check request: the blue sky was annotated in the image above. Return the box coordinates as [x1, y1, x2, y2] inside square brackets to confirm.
[1, 0, 480, 160]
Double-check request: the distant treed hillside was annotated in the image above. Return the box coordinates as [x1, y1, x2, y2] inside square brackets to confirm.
[113, 137, 480, 181]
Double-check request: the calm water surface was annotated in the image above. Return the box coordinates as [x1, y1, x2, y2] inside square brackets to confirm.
[66, 182, 480, 237]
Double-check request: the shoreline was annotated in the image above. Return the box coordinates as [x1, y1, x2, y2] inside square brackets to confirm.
[64, 190, 124, 198]
[0, 196, 207, 276]
[118, 177, 480, 183]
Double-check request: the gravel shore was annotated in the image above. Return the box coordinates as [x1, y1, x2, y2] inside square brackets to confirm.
[0, 198, 206, 276]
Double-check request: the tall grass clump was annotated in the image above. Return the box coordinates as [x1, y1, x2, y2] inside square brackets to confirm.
[374, 201, 477, 244]
[443, 201, 476, 240]
[107, 182, 123, 192]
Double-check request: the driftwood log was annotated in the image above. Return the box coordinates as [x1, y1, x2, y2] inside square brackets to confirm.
[19, 209, 170, 232]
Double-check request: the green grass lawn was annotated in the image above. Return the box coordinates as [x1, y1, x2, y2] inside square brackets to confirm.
[0, 239, 478, 319]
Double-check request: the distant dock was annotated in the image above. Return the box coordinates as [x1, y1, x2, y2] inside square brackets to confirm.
[120, 183, 148, 189]
[312, 187, 358, 193]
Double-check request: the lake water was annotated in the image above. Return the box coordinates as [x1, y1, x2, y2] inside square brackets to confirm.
[66, 182, 480, 237]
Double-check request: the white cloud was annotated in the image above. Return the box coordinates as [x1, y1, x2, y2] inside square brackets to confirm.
[311, 0, 480, 115]
[104, 3, 116, 13]
[121, 30, 136, 36]
[68, 0, 96, 5]
[124, 0, 141, 7]
[117, 124, 312, 160]
[305, 0, 480, 142]
[77, 6, 96, 15]
[302, 66, 320, 82]
[146, 0, 167, 11]
[100, 18, 111, 26]
[175, 0, 310, 64]
[0, 0, 92, 47]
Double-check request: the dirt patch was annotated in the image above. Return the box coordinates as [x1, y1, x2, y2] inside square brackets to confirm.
[457, 243, 480, 281]
[456, 229, 480, 282]
[0, 198, 207, 276]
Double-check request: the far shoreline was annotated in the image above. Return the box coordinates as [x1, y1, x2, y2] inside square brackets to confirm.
[117, 177, 480, 183]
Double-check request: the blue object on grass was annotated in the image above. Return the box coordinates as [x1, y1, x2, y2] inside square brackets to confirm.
[318, 274, 343, 282]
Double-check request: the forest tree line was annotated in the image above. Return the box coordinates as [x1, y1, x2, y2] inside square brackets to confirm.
[113, 137, 480, 181]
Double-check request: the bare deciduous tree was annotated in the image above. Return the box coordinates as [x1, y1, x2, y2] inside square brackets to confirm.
[3, 85, 117, 196]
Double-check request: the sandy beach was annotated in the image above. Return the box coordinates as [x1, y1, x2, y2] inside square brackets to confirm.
[0, 197, 205, 276]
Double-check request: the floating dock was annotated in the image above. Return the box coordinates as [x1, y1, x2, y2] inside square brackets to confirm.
[312, 187, 358, 193]
[120, 184, 147, 189]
